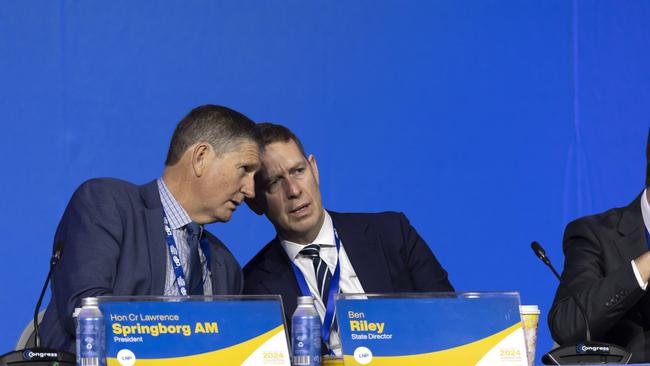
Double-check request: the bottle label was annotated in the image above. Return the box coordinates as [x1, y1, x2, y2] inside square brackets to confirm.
[78, 316, 106, 366]
[292, 316, 321, 366]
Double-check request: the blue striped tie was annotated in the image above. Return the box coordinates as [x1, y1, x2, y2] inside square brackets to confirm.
[185, 222, 204, 295]
[299, 244, 332, 305]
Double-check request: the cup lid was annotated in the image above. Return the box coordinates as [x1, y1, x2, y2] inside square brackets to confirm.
[519, 304, 540, 314]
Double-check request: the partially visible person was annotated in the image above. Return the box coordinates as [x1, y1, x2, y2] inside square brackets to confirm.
[243, 123, 453, 356]
[549, 130, 650, 363]
[41, 104, 261, 351]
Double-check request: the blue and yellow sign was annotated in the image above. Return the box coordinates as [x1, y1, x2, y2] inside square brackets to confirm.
[98, 296, 290, 366]
[336, 293, 528, 366]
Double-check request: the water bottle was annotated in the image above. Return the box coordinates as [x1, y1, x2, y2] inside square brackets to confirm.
[292, 296, 321, 366]
[76, 297, 106, 366]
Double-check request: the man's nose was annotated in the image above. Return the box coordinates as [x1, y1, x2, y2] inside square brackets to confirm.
[242, 175, 256, 199]
[284, 177, 301, 198]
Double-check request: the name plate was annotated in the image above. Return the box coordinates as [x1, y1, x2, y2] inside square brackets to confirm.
[98, 296, 290, 366]
[335, 292, 528, 366]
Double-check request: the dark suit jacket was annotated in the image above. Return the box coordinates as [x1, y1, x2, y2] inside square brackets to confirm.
[40, 178, 243, 351]
[243, 211, 454, 330]
[549, 192, 650, 362]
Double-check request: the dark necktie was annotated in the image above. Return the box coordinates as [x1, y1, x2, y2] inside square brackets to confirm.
[299, 244, 338, 353]
[185, 222, 204, 295]
[299, 244, 333, 307]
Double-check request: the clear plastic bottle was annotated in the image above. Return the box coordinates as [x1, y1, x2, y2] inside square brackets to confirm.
[76, 297, 106, 366]
[292, 296, 321, 366]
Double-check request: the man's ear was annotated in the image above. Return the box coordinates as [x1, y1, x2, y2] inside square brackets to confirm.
[245, 197, 265, 216]
[308, 154, 319, 185]
[191, 143, 211, 177]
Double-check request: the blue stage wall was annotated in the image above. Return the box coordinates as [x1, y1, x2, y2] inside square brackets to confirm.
[1, 1, 648, 363]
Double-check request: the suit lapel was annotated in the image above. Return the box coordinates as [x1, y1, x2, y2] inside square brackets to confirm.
[140, 180, 167, 295]
[208, 239, 229, 294]
[330, 212, 392, 293]
[615, 194, 648, 262]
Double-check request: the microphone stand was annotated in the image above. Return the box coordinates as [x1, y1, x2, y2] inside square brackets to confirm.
[0, 241, 75, 365]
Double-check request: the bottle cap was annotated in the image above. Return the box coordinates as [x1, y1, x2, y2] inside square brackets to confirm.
[82, 297, 99, 307]
[297, 296, 315, 305]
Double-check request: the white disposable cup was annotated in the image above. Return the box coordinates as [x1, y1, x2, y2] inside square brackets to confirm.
[519, 305, 540, 366]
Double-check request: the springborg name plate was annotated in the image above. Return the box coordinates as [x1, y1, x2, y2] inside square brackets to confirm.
[98, 296, 290, 366]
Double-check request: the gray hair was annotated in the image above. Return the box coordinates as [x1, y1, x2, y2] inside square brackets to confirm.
[165, 104, 260, 166]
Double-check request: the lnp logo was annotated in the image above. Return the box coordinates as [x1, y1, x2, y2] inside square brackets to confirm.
[354, 346, 373, 365]
[117, 349, 136, 366]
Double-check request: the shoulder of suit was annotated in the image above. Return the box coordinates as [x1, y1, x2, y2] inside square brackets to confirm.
[70, 178, 140, 204]
[329, 211, 409, 234]
[68, 178, 149, 219]
[75, 177, 140, 197]
[328, 210, 406, 223]
[243, 238, 282, 274]
[566, 198, 636, 234]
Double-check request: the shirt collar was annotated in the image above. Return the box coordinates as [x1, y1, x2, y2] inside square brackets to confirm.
[281, 210, 335, 260]
[641, 189, 650, 234]
[157, 178, 192, 230]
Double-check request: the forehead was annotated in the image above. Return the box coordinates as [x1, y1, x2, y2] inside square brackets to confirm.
[261, 141, 304, 170]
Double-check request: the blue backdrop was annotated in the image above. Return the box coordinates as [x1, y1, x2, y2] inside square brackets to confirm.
[1, 1, 648, 364]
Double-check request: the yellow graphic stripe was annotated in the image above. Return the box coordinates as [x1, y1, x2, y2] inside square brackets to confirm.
[107, 324, 285, 365]
[343, 322, 522, 366]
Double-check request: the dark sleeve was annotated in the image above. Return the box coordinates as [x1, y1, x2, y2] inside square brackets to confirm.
[548, 219, 645, 344]
[243, 269, 268, 295]
[227, 259, 244, 295]
[51, 181, 123, 336]
[221, 250, 244, 295]
[235, 267, 244, 294]
[242, 255, 273, 295]
[398, 212, 454, 292]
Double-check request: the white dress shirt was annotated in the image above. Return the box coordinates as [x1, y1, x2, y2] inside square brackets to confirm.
[280, 211, 365, 356]
[631, 189, 650, 289]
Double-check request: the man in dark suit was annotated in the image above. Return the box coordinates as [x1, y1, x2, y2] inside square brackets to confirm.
[243, 123, 453, 356]
[549, 131, 650, 362]
[41, 105, 261, 351]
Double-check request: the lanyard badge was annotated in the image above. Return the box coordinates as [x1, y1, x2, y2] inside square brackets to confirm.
[163, 215, 211, 296]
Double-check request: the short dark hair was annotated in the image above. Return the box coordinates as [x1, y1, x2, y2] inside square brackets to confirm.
[255, 122, 306, 156]
[165, 105, 259, 166]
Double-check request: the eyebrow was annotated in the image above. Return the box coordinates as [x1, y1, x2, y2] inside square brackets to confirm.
[239, 160, 261, 172]
[263, 160, 305, 183]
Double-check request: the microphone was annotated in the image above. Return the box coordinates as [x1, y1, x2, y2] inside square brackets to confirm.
[0, 241, 75, 365]
[531, 241, 590, 341]
[531, 241, 551, 266]
[531, 241, 631, 365]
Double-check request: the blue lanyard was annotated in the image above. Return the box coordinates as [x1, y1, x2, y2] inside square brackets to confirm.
[291, 229, 341, 353]
[163, 214, 211, 296]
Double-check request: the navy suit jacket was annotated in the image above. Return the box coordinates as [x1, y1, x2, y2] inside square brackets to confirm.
[243, 211, 453, 328]
[40, 178, 243, 351]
